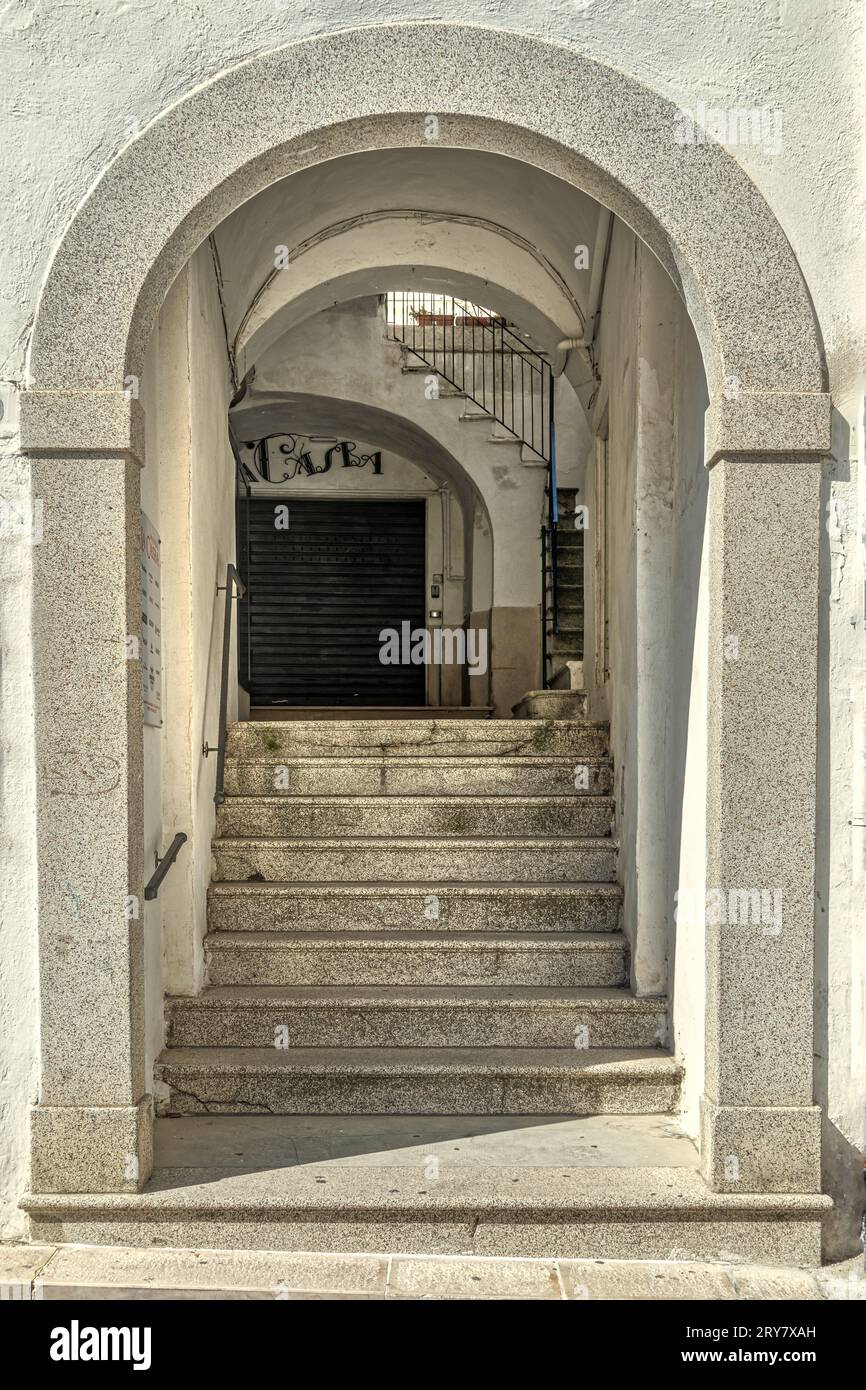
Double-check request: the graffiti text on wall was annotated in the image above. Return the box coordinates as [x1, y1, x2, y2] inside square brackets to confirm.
[241, 436, 383, 484]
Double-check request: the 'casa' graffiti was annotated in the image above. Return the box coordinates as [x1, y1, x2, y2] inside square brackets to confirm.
[241, 435, 383, 483]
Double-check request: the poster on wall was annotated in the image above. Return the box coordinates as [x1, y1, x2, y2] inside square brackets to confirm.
[139, 512, 162, 727]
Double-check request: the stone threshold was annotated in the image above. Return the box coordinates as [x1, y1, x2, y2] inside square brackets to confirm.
[2, 1243, 862, 1301]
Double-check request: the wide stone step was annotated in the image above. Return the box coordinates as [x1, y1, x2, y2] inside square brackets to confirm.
[248, 706, 494, 721]
[23, 1114, 829, 1263]
[211, 836, 617, 883]
[207, 881, 622, 934]
[205, 931, 628, 988]
[22, 1175, 827, 1268]
[216, 795, 614, 839]
[226, 719, 609, 761]
[166, 986, 665, 1049]
[223, 755, 613, 798]
[23, 1162, 827, 1264]
[154, 1046, 677, 1115]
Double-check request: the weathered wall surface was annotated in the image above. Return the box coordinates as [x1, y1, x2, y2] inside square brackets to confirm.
[138, 246, 237, 1036]
[1, 1, 861, 390]
[586, 224, 709, 1104]
[0, 439, 37, 1239]
[186, 246, 240, 1002]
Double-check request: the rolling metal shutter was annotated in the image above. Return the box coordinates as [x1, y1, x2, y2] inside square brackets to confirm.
[238, 497, 427, 706]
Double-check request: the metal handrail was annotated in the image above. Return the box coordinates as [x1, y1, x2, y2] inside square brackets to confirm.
[539, 380, 560, 687]
[385, 290, 554, 462]
[203, 563, 247, 805]
[386, 291, 561, 686]
[540, 528, 549, 687]
[229, 418, 253, 690]
[144, 833, 188, 901]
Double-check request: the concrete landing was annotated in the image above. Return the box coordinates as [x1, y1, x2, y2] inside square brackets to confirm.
[23, 1116, 830, 1264]
[152, 1112, 698, 1170]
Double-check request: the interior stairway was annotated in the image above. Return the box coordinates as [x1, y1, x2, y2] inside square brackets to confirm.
[164, 717, 671, 1116]
[550, 487, 584, 671]
[515, 488, 585, 718]
[24, 717, 828, 1263]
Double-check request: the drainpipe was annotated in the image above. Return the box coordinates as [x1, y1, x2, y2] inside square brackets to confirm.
[557, 208, 614, 354]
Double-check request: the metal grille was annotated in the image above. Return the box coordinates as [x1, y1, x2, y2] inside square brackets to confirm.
[238, 498, 427, 707]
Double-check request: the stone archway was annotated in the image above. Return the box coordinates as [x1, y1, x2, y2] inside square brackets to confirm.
[21, 22, 830, 1199]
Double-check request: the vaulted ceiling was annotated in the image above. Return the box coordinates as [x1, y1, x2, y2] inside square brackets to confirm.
[212, 146, 611, 373]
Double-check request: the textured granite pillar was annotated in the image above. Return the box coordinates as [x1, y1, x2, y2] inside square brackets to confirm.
[701, 455, 823, 1193]
[22, 392, 152, 1193]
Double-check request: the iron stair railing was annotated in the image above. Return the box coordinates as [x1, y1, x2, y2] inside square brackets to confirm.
[385, 291, 560, 686]
[385, 291, 553, 462]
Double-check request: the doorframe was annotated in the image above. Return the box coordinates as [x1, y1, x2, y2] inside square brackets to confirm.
[18, 22, 832, 1199]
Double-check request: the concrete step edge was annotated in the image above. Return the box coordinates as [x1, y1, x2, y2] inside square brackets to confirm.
[156, 1046, 678, 1075]
[21, 1170, 830, 1219]
[212, 835, 619, 850]
[207, 880, 623, 893]
[167, 986, 663, 1010]
[204, 929, 627, 950]
[216, 794, 613, 808]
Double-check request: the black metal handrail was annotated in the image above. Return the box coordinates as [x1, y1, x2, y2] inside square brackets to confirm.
[229, 424, 253, 691]
[539, 395, 562, 687]
[385, 291, 554, 462]
[541, 527, 556, 688]
[203, 563, 247, 805]
[144, 833, 188, 901]
[386, 291, 561, 687]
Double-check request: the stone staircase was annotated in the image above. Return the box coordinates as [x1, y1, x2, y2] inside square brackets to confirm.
[515, 488, 586, 718]
[23, 717, 828, 1263]
[550, 487, 584, 667]
[160, 717, 674, 1117]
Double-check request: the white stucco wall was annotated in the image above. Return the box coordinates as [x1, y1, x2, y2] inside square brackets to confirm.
[589, 221, 640, 979]
[585, 223, 710, 1132]
[667, 279, 712, 1140]
[187, 247, 240, 995]
[0, 433, 38, 1241]
[139, 317, 164, 1080]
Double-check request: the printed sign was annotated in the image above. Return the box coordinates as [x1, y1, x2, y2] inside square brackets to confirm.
[139, 512, 162, 726]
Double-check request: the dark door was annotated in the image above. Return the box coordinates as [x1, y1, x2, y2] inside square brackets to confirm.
[238, 498, 427, 706]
